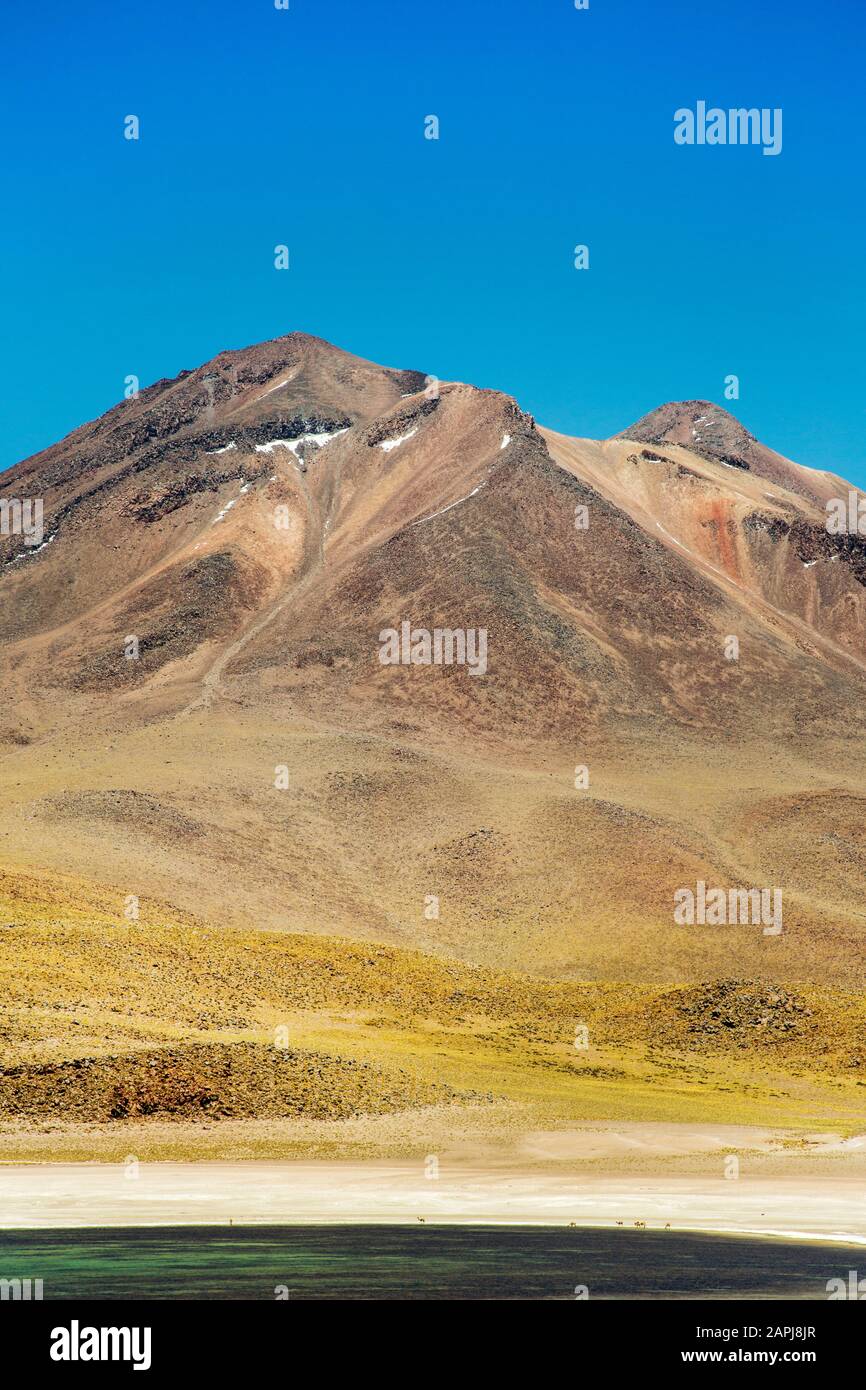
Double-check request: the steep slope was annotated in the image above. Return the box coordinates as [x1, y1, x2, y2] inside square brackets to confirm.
[1, 338, 865, 990]
[545, 413, 866, 681]
[0, 333, 423, 644]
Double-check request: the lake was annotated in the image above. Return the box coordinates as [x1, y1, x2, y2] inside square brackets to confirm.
[0, 1225, 858, 1300]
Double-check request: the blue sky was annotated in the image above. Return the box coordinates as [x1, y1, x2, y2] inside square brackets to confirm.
[1, 0, 864, 481]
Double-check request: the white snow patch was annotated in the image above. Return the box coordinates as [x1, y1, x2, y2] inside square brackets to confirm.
[500, 433, 511, 450]
[804, 559, 819, 568]
[255, 440, 295, 455]
[211, 480, 249, 524]
[259, 378, 290, 398]
[302, 427, 348, 449]
[10, 532, 56, 562]
[379, 427, 418, 453]
[255, 429, 348, 460]
[206, 442, 237, 455]
[410, 481, 487, 527]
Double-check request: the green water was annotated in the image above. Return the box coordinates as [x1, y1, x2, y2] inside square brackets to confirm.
[0, 1226, 858, 1300]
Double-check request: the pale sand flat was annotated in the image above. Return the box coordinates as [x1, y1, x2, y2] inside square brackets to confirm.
[2, 1159, 865, 1242]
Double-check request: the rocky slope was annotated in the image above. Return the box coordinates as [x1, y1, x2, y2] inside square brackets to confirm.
[1, 333, 865, 990]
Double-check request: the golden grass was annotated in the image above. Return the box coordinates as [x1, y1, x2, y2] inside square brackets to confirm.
[2, 867, 866, 1160]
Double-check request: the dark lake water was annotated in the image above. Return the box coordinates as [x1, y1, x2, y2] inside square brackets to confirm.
[0, 1225, 857, 1300]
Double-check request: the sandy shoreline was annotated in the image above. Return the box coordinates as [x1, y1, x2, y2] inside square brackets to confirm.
[1, 1158, 865, 1244]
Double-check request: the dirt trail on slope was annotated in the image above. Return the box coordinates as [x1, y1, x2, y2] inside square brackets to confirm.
[179, 463, 328, 716]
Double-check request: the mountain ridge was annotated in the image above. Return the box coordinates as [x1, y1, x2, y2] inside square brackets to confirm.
[1, 333, 865, 989]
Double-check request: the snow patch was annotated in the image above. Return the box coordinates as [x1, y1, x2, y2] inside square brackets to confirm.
[379, 427, 418, 453]
[259, 378, 290, 398]
[10, 532, 56, 562]
[206, 442, 236, 455]
[500, 433, 511, 450]
[255, 440, 294, 455]
[212, 480, 249, 524]
[255, 429, 348, 460]
[410, 481, 487, 527]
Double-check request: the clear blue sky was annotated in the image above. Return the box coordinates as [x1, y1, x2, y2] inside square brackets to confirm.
[2, 0, 864, 482]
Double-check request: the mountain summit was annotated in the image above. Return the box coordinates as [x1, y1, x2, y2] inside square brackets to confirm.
[618, 399, 757, 466]
[1, 334, 865, 987]
[617, 398, 844, 507]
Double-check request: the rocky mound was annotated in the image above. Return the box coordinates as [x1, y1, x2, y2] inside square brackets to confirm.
[618, 400, 756, 470]
[0, 1041, 477, 1123]
[35, 789, 205, 841]
[649, 979, 814, 1051]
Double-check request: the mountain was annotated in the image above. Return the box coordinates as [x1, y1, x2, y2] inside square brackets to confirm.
[1, 332, 865, 999]
[615, 398, 848, 507]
